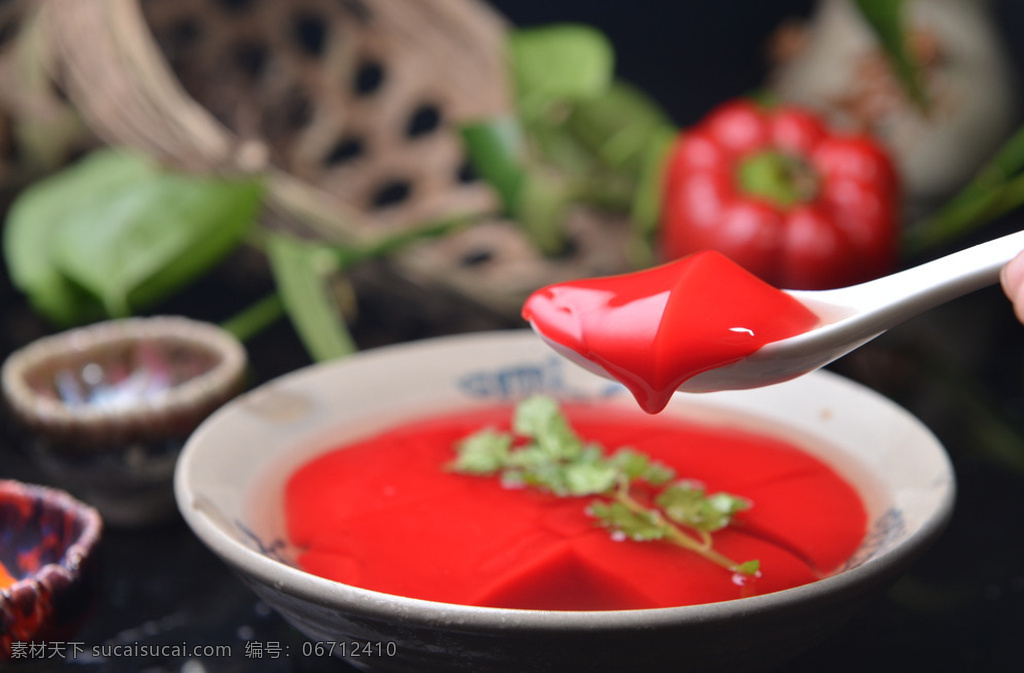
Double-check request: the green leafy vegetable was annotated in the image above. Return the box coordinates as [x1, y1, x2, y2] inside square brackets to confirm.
[460, 117, 528, 207]
[4, 150, 149, 325]
[567, 81, 675, 176]
[657, 481, 751, 533]
[906, 123, 1024, 253]
[55, 173, 262, 317]
[854, 0, 930, 113]
[451, 429, 513, 475]
[3, 148, 263, 322]
[266, 231, 357, 362]
[629, 124, 677, 266]
[460, 117, 573, 255]
[509, 24, 615, 117]
[462, 24, 678, 261]
[589, 501, 667, 542]
[451, 395, 759, 576]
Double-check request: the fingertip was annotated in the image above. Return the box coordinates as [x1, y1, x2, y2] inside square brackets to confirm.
[1002, 251, 1024, 301]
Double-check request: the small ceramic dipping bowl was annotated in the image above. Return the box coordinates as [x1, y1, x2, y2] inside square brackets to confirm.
[3, 316, 247, 527]
[0, 479, 102, 661]
[176, 330, 955, 673]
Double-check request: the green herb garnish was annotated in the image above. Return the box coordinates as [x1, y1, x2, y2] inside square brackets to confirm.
[451, 395, 760, 577]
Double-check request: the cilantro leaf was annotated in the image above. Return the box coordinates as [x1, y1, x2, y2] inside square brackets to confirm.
[451, 395, 759, 577]
[563, 461, 619, 496]
[610, 448, 675, 484]
[590, 501, 666, 541]
[657, 482, 751, 533]
[513, 394, 584, 460]
[452, 429, 512, 474]
[735, 560, 761, 576]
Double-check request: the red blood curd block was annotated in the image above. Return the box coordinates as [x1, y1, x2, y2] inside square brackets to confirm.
[286, 404, 866, 610]
[521, 251, 820, 413]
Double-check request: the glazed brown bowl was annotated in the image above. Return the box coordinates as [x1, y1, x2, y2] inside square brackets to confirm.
[2, 316, 247, 526]
[0, 479, 102, 661]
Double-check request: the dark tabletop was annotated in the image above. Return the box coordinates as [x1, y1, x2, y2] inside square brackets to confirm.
[5, 1, 1024, 671]
[4, 277, 1024, 673]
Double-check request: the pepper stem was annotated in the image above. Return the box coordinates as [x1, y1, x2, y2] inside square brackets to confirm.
[737, 151, 818, 208]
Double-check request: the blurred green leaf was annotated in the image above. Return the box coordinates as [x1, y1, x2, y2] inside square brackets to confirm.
[460, 117, 528, 208]
[3, 149, 149, 325]
[266, 232, 357, 362]
[451, 429, 513, 475]
[610, 448, 674, 485]
[462, 118, 573, 254]
[509, 24, 614, 114]
[514, 171, 573, 255]
[221, 292, 286, 343]
[54, 171, 262, 317]
[568, 81, 674, 175]
[630, 125, 676, 234]
[905, 122, 1024, 254]
[5, 148, 263, 322]
[563, 461, 619, 496]
[513, 393, 583, 459]
[629, 125, 677, 266]
[128, 177, 262, 311]
[854, 0, 929, 112]
[529, 121, 602, 181]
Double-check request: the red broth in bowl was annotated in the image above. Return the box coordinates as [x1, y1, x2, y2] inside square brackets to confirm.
[285, 402, 866, 610]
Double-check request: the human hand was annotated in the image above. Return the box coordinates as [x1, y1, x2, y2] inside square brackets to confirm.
[1000, 250, 1024, 323]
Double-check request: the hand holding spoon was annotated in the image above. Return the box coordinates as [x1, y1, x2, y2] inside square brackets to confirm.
[683, 228, 1024, 393]
[523, 230, 1024, 411]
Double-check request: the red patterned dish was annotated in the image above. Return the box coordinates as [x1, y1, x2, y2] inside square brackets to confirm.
[0, 480, 102, 661]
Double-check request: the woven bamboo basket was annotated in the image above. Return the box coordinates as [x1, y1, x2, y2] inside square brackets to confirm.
[0, 0, 94, 194]
[38, 0, 634, 318]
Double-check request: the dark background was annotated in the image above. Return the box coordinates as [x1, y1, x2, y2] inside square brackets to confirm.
[5, 1, 1024, 671]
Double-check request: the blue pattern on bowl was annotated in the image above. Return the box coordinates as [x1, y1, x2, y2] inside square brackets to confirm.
[458, 357, 623, 401]
[843, 508, 908, 571]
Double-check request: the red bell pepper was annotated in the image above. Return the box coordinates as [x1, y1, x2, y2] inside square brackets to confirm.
[659, 99, 900, 290]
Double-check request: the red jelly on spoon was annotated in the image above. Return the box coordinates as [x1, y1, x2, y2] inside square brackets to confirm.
[522, 251, 820, 413]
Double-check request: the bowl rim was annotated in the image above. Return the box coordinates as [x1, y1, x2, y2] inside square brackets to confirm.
[176, 330, 956, 631]
[1, 315, 247, 428]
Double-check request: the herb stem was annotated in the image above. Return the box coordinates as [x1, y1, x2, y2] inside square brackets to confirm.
[452, 395, 759, 578]
[664, 523, 747, 573]
[220, 292, 285, 342]
[904, 120, 1024, 256]
[612, 488, 745, 574]
[334, 214, 480, 270]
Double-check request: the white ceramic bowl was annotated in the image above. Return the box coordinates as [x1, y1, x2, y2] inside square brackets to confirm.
[175, 330, 954, 673]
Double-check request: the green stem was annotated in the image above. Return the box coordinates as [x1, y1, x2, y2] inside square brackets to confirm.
[905, 122, 1024, 255]
[905, 187, 1002, 255]
[614, 488, 749, 574]
[853, 0, 931, 114]
[970, 122, 1024, 192]
[568, 172, 635, 211]
[334, 214, 479, 270]
[220, 292, 285, 342]
[223, 215, 474, 351]
[736, 151, 817, 208]
[243, 225, 271, 252]
[906, 172, 1024, 256]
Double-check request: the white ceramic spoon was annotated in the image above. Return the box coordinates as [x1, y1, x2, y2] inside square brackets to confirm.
[677, 228, 1024, 392]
